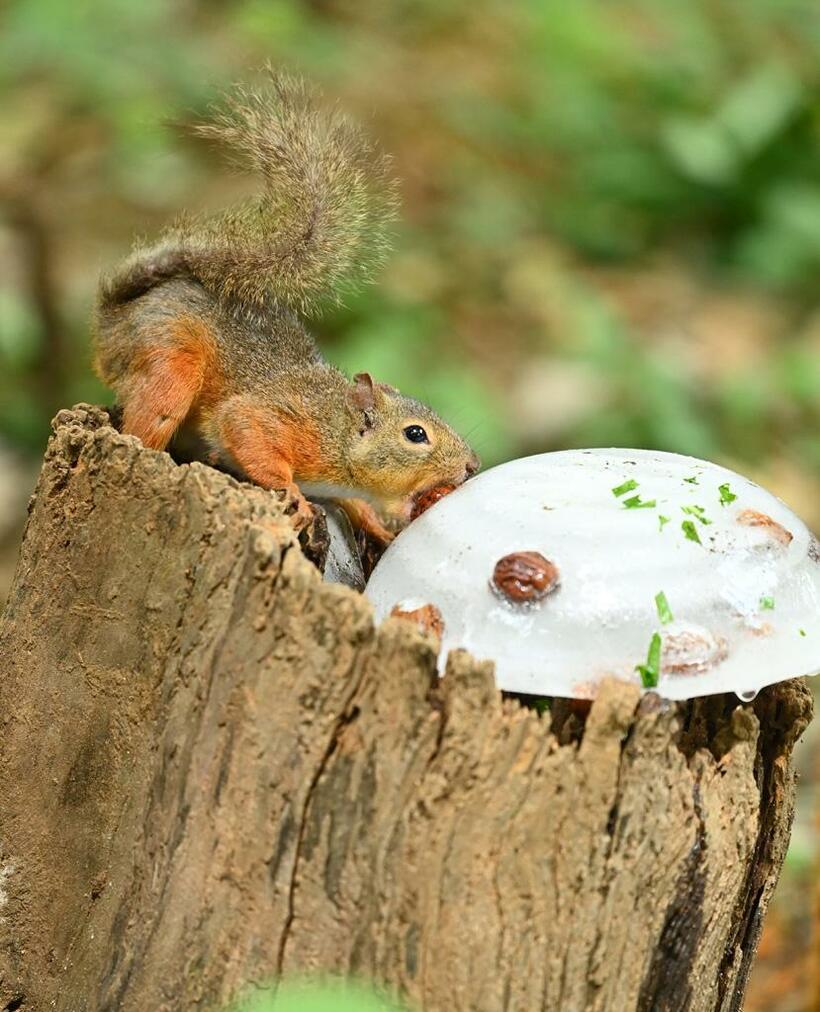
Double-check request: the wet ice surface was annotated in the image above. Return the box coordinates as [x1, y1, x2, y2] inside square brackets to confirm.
[365, 449, 820, 701]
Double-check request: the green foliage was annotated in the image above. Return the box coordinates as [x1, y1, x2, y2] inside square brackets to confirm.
[636, 630, 662, 689]
[654, 591, 674, 625]
[234, 979, 406, 1012]
[531, 697, 551, 716]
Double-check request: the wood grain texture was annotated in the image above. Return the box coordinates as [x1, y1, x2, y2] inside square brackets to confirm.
[0, 406, 812, 1012]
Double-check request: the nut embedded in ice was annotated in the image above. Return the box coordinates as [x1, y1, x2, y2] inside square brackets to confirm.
[491, 551, 560, 605]
[736, 509, 793, 546]
[390, 601, 445, 639]
[411, 484, 457, 520]
[661, 622, 728, 676]
[365, 448, 820, 701]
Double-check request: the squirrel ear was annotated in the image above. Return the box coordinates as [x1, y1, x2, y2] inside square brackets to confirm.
[349, 372, 376, 412]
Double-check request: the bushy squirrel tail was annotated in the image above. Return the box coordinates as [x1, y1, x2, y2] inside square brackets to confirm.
[101, 70, 397, 315]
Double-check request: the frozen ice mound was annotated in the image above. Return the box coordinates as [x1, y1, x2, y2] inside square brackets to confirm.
[365, 449, 820, 701]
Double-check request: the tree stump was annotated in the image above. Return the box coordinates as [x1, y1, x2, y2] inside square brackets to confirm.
[0, 406, 812, 1012]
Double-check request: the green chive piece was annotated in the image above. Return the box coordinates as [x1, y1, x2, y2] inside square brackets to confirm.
[681, 504, 712, 525]
[799, 629, 807, 637]
[623, 495, 657, 510]
[684, 476, 699, 484]
[718, 483, 737, 506]
[682, 520, 702, 544]
[760, 595, 775, 611]
[655, 591, 674, 625]
[636, 632, 662, 689]
[658, 514, 670, 531]
[612, 479, 638, 498]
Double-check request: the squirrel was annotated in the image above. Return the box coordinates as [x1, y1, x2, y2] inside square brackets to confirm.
[92, 72, 479, 545]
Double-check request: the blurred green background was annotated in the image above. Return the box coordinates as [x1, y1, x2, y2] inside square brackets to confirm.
[1, 0, 819, 1007]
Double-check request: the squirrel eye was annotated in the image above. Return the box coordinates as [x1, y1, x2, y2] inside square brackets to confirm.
[403, 424, 429, 445]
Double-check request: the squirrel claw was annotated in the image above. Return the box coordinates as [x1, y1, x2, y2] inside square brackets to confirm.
[363, 519, 395, 548]
[337, 498, 395, 549]
[284, 486, 317, 532]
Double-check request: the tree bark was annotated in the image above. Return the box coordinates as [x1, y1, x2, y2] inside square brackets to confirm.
[0, 406, 812, 1012]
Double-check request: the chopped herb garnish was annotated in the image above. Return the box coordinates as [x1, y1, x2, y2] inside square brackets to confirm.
[612, 478, 638, 498]
[655, 591, 674, 625]
[681, 504, 712, 525]
[623, 495, 657, 510]
[760, 595, 775, 611]
[681, 520, 702, 544]
[800, 629, 807, 637]
[636, 632, 662, 689]
[658, 514, 671, 531]
[684, 476, 699, 484]
[718, 483, 737, 506]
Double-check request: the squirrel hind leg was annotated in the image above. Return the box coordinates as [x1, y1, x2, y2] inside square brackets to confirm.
[120, 338, 209, 451]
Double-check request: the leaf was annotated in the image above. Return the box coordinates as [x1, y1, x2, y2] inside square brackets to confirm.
[718, 64, 802, 157]
[636, 632, 662, 689]
[622, 495, 657, 510]
[681, 504, 712, 525]
[655, 591, 674, 625]
[681, 520, 702, 545]
[236, 980, 407, 1012]
[611, 478, 638, 497]
[660, 116, 737, 186]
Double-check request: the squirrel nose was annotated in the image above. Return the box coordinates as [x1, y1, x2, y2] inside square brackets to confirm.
[465, 453, 480, 479]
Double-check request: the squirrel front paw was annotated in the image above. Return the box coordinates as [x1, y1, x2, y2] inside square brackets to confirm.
[338, 498, 395, 548]
[355, 504, 395, 548]
[284, 485, 318, 532]
[361, 515, 395, 548]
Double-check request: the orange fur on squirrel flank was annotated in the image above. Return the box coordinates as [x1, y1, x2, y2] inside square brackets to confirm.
[121, 316, 221, 450]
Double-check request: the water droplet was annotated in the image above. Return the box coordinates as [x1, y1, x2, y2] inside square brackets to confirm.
[736, 688, 758, 703]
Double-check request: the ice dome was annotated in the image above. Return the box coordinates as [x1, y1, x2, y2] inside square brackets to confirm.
[365, 449, 820, 701]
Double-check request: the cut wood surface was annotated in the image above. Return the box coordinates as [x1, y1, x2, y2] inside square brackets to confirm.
[0, 406, 812, 1012]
